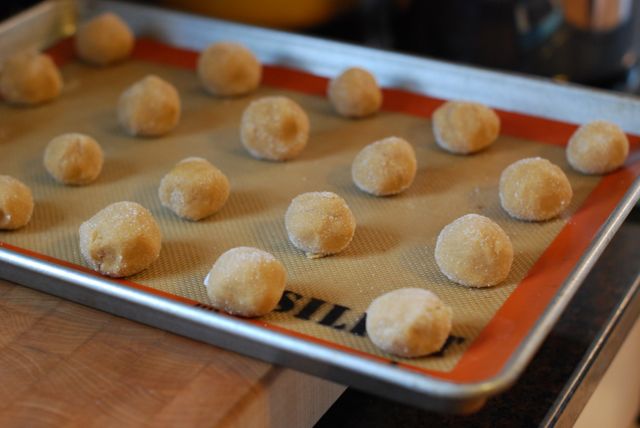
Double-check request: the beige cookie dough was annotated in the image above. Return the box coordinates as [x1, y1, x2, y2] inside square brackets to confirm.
[366, 288, 452, 358]
[43, 133, 104, 185]
[567, 120, 629, 174]
[352, 136, 417, 196]
[500, 157, 573, 221]
[0, 175, 34, 230]
[432, 101, 500, 154]
[74, 13, 134, 66]
[285, 191, 356, 258]
[0, 50, 62, 106]
[435, 214, 513, 288]
[240, 96, 309, 161]
[79, 201, 162, 277]
[328, 67, 382, 118]
[117, 75, 181, 137]
[158, 157, 230, 221]
[197, 42, 261, 96]
[204, 246, 286, 317]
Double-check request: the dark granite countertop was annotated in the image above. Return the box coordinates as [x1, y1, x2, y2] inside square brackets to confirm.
[317, 207, 640, 428]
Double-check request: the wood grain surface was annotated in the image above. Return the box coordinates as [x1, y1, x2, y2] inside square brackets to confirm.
[0, 279, 345, 428]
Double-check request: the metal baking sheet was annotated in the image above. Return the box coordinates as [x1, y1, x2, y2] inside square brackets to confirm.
[1, 0, 640, 413]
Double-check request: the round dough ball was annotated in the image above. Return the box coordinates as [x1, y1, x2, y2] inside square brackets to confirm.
[432, 101, 500, 154]
[204, 246, 286, 317]
[158, 157, 230, 221]
[567, 120, 629, 174]
[117, 75, 181, 137]
[328, 67, 382, 118]
[352, 136, 417, 196]
[0, 175, 34, 230]
[79, 201, 162, 277]
[43, 133, 104, 185]
[500, 157, 573, 221]
[435, 214, 513, 288]
[240, 96, 309, 161]
[197, 42, 261, 97]
[285, 191, 356, 258]
[74, 13, 134, 66]
[366, 288, 452, 358]
[0, 50, 62, 106]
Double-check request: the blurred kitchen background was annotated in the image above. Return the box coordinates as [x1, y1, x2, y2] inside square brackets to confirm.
[3, 0, 640, 94]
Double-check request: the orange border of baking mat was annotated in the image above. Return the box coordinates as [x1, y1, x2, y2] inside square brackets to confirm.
[6, 37, 639, 384]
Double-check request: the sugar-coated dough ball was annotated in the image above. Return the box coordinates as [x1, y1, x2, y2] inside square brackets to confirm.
[285, 191, 356, 258]
[79, 201, 161, 277]
[352, 136, 417, 196]
[435, 214, 513, 288]
[240, 96, 309, 161]
[158, 157, 230, 221]
[567, 120, 629, 174]
[0, 175, 34, 230]
[197, 42, 261, 96]
[74, 13, 134, 66]
[328, 67, 382, 118]
[204, 247, 286, 317]
[432, 101, 500, 154]
[500, 157, 573, 221]
[0, 51, 62, 106]
[43, 133, 104, 185]
[366, 288, 452, 358]
[117, 75, 181, 137]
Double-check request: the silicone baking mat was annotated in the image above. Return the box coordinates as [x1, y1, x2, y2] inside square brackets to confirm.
[1, 38, 639, 383]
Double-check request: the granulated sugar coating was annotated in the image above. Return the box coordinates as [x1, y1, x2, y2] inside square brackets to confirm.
[435, 214, 513, 288]
[0, 175, 34, 230]
[44, 133, 104, 185]
[432, 100, 500, 155]
[158, 157, 230, 221]
[567, 120, 629, 175]
[240, 96, 309, 161]
[79, 201, 162, 277]
[327, 67, 382, 118]
[204, 246, 286, 317]
[197, 42, 262, 97]
[117, 75, 181, 137]
[351, 136, 417, 196]
[366, 288, 452, 358]
[74, 13, 134, 66]
[0, 50, 62, 106]
[285, 191, 356, 258]
[500, 157, 573, 221]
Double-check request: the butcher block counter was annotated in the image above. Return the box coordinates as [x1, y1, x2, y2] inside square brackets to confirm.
[0, 278, 345, 427]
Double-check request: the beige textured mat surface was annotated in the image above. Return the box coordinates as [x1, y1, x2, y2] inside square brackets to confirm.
[0, 58, 601, 372]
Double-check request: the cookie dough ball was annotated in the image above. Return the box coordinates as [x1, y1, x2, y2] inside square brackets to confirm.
[79, 201, 161, 277]
[328, 67, 382, 118]
[0, 50, 62, 106]
[432, 101, 500, 154]
[74, 13, 134, 66]
[500, 157, 573, 221]
[240, 96, 309, 161]
[352, 136, 417, 196]
[567, 120, 629, 174]
[204, 247, 286, 317]
[0, 175, 34, 230]
[117, 75, 181, 137]
[43, 133, 104, 185]
[197, 42, 261, 97]
[285, 191, 356, 258]
[366, 288, 452, 358]
[435, 214, 513, 288]
[158, 157, 230, 221]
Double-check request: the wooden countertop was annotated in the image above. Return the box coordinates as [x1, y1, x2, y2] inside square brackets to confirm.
[0, 279, 345, 427]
